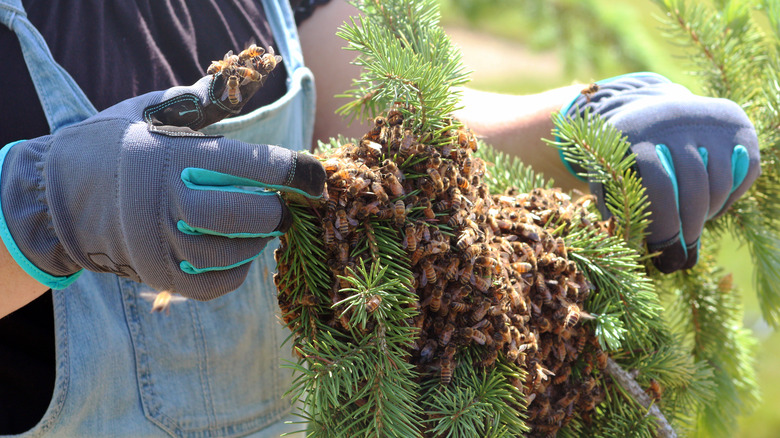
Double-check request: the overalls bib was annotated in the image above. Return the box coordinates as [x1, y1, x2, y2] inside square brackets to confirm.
[0, 1, 315, 436]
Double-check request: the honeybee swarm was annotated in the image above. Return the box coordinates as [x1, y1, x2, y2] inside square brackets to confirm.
[275, 112, 609, 436]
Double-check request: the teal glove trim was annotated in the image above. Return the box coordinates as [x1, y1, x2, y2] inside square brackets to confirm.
[177, 219, 284, 238]
[730, 145, 749, 194]
[180, 251, 262, 275]
[656, 144, 687, 260]
[556, 72, 673, 182]
[181, 167, 322, 199]
[0, 140, 84, 289]
[698, 147, 709, 169]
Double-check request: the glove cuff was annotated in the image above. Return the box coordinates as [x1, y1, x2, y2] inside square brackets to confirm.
[0, 139, 83, 289]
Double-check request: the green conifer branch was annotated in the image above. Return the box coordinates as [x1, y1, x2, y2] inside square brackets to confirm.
[474, 143, 554, 194]
[336, 0, 470, 139]
[549, 112, 651, 251]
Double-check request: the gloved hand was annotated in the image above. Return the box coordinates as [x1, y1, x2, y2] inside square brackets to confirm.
[0, 73, 326, 300]
[562, 72, 760, 273]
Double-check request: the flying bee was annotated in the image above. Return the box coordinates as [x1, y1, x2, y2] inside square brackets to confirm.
[580, 82, 600, 103]
[366, 295, 382, 313]
[260, 46, 282, 73]
[141, 290, 187, 315]
[440, 357, 453, 385]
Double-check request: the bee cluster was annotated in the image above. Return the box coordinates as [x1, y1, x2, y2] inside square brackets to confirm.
[276, 111, 609, 436]
[207, 44, 282, 105]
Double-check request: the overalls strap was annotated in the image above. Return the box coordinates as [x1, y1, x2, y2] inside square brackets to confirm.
[0, 0, 97, 133]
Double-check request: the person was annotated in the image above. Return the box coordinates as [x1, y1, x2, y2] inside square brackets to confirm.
[0, 0, 759, 436]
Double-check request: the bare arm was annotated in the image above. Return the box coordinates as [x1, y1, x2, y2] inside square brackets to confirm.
[454, 86, 589, 193]
[0, 237, 49, 319]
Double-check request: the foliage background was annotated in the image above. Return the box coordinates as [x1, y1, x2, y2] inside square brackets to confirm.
[437, 1, 780, 436]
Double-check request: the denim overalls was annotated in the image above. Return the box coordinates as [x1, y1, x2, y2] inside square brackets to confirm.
[0, 0, 315, 436]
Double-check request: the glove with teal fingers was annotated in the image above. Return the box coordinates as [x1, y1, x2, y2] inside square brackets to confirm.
[562, 72, 760, 273]
[0, 74, 326, 300]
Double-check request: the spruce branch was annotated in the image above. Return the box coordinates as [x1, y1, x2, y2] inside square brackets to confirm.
[605, 358, 677, 438]
[549, 111, 651, 251]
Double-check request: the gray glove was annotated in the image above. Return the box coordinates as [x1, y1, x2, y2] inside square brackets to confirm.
[0, 74, 325, 300]
[564, 73, 760, 273]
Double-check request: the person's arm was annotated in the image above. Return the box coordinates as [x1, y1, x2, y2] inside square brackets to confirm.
[454, 86, 589, 193]
[0, 236, 48, 318]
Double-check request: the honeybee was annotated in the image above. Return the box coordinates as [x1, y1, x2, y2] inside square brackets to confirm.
[444, 258, 460, 281]
[335, 209, 351, 236]
[457, 228, 479, 251]
[323, 219, 338, 245]
[456, 176, 470, 191]
[462, 327, 487, 345]
[576, 335, 588, 353]
[580, 83, 599, 103]
[552, 364, 571, 385]
[596, 349, 608, 370]
[470, 299, 490, 323]
[429, 287, 443, 312]
[478, 349, 499, 367]
[371, 181, 388, 203]
[141, 290, 187, 315]
[394, 199, 406, 226]
[299, 294, 320, 307]
[260, 46, 282, 73]
[366, 295, 382, 313]
[449, 187, 462, 211]
[440, 357, 453, 385]
[422, 259, 437, 285]
[439, 323, 455, 345]
[450, 301, 469, 314]
[471, 275, 491, 293]
[420, 339, 437, 362]
[236, 66, 262, 84]
[563, 302, 581, 327]
[329, 169, 351, 188]
[427, 168, 444, 192]
[222, 74, 242, 104]
[404, 222, 418, 252]
[347, 177, 371, 197]
[238, 43, 265, 63]
[385, 174, 405, 197]
[387, 108, 403, 126]
[646, 379, 663, 401]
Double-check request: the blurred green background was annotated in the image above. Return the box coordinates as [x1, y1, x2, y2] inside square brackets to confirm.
[437, 0, 780, 436]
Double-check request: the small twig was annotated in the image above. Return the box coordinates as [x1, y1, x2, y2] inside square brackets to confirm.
[605, 358, 677, 438]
